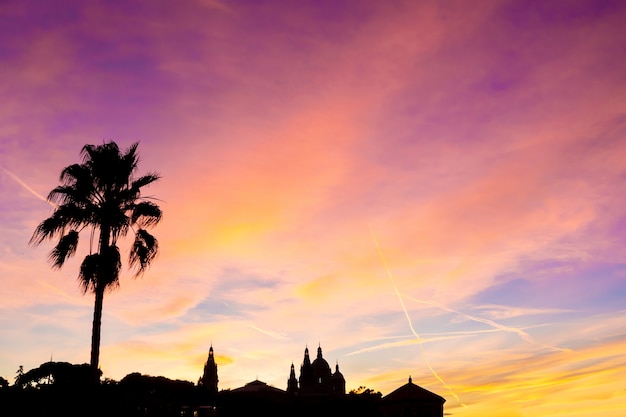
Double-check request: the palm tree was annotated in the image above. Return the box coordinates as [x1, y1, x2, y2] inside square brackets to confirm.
[30, 141, 162, 374]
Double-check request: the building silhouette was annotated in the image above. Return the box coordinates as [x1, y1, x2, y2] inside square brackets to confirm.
[380, 376, 446, 417]
[290, 345, 345, 395]
[197, 344, 445, 417]
[199, 345, 218, 395]
[1, 345, 445, 417]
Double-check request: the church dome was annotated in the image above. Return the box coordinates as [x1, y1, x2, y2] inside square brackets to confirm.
[331, 362, 346, 395]
[298, 344, 341, 395]
[331, 363, 344, 381]
[311, 345, 331, 375]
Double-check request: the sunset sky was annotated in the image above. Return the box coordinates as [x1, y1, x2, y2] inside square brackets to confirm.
[1, 1, 626, 415]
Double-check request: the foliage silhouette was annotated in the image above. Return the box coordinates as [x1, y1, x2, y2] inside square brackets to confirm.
[14, 361, 100, 389]
[349, 385, 382, 396]
[2, 365, 202, 417]
[30, 141, 162, 374]
[15, 365, 23, 385]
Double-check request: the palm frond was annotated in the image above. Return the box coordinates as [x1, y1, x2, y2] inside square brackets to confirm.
[30, 217, 60, 246]
[77, 246, 121, 294]
[80, 144, 99, 164]
[109, 209, 132, 240]
[120, 142, 140, 180]
[83, 142, 123, 191]
[59, 163, 99, 204]
[59, 163, 91, 186]
[100, 245, 122, 290]
[31, 202, 93, 246]
[47, 185, 73, 205]
[47, 185, 91, 206]
[129, 229, 159, 276]
[131, 173, 161, 191]
[131, 201, 163, 227]
[48, 230, 79, 268]
[78, 254, 100, 294]
[30, 210, 70, 245]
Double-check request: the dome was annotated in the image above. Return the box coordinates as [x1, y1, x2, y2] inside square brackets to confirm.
[331, 363, 344, 381]
[311, 345, 331, 375]
[331, 363, 346, 395]
[296, 344, 345, 396]
[311, 357, 331, 373]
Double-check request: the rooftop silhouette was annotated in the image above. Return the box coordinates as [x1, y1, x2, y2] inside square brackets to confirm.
[0, 344, 446, 417]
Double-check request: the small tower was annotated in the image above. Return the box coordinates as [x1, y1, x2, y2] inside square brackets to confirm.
[331, 362, 346, 395]
[200, 345, 218, 394]
[299, 346, 315, 394]
[287, 362, 299, 394]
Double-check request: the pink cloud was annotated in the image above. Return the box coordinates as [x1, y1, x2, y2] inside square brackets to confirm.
[2, 3, 626, 415]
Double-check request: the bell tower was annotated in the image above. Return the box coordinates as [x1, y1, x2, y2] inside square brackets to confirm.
[200, 345, 218, 394]
[287, 362, 299, 394]
[299, 346, 315, 394]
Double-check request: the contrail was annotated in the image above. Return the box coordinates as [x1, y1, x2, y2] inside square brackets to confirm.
[37, 280, 74, 301]
[403, 296, 571, 353]
[368, 225, 464, 406]
[0, 166, 56, 207]
[249, 324, 289, 341]
[347, 335, 468, 356]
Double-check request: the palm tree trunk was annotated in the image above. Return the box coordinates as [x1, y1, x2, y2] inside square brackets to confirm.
[90, 222, 111, 379]
[90, 283, 104, 371]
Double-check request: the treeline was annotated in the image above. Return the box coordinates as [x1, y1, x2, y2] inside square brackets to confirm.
[1, 362, 203, 417]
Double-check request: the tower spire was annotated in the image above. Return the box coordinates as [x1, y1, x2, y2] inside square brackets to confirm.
[287, 362, 298, 394]
[201, 344, 218, 394]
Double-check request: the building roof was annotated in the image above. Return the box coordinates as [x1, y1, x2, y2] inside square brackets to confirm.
[230, 379, 286, 394]
[382, 377, 446, 404]
[220, 379, 290, 407]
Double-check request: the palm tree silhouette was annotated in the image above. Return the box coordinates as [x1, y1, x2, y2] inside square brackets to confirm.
[30, 141, 162, 374]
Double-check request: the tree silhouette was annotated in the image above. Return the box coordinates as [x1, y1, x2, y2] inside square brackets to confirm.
[30, 141, 162, 374]
[14, 362, 99, 389]
[15, 365, 23, 385]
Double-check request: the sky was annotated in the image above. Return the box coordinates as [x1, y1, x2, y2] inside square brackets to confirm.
[1, 0, 626, 415]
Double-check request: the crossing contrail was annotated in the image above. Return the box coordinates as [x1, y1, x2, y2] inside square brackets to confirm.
[0, 165, 56, 207]
[368, 225, 464, 406]
[403, 296, 571, 353]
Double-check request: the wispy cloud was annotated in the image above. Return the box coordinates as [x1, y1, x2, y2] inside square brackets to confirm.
[472, 304, 578, 320]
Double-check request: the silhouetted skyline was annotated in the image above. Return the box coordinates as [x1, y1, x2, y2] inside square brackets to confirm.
[1, 2, 626, 416]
